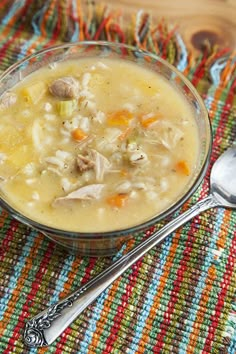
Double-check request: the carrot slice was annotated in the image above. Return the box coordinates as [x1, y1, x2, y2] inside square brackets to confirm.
[176, 160, 190, 176]
[106, 193, 129, 208]
[118, 127, 134, 141]
[71, 128, 88, 141]
[107, 110, 133, 126]
[120, 169, 129, 177]
[140, 113, 163, 128]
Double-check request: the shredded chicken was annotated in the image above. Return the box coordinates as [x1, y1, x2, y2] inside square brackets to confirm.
[145, 121, 184, 150]
[90, 149, 111, 182]
[53, 184, 104, 205]
[77, 134, 95, 149]
[77, 153, 95, 172]
[159, 126, 183, 149]
[76, 149, 110, 180]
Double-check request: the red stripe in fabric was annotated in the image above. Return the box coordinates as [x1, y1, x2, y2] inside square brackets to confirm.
[152, 233, 198, 351]
[0, 219, 20, 261]
[83, 22, 91, 40]
[93, 16, 111, 41]
[0, 0, 11, 10]
[110, 23, 126, 43]
[191, 54, 209, 87]
[102, 258, 144, 352]
[202, 233, 236, 353]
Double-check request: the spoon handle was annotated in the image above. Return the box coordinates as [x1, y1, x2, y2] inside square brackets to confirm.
[24, 194, 217, 348]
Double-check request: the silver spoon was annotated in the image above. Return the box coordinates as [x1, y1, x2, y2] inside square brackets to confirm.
[23, 145, 236, 347]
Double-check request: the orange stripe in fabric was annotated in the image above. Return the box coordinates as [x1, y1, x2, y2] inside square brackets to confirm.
[186, 265, 217, 353]
[135, 232, 181, 354]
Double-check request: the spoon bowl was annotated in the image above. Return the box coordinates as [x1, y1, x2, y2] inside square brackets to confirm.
[24, 144, 236, 348]
[210, 146, 236, 208]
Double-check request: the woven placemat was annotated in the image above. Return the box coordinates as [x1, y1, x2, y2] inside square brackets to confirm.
[0, 1, 235, 353]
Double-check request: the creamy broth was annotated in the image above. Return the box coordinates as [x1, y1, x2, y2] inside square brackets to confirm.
[0, 58, 199, 232]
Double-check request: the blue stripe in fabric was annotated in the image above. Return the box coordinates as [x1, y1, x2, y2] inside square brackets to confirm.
[128, 237, 173, 352]
[2, 0, 26, 25]
[31, 12, 43, 36]
[47, 254, 75, 306]
[178, 208, 225, 353]
[0, 230, 38, 321]
[15, 34, 39, 60]
[176, 34, 188, 72]
[204, 96, 214, 110]
[31, 2, 49, 37]
[78, 247, 127, 354]
[210, 57, 227, 87]
[70, 1, 79, 42]
[228, 316, 236, 354]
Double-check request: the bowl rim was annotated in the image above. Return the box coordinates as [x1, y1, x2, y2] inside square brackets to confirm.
[0, 40, 212, 239]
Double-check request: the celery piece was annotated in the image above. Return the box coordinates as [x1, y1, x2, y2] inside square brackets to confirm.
[56, 100, 77, 117]
[127, 129, 139, 144]
[21, 81, 46, 104]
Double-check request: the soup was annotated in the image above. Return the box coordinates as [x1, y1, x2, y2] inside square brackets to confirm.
[0, 58, 199, 232]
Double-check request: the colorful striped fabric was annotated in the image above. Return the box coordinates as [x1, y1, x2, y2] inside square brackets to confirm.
[0, 1, 236, 353]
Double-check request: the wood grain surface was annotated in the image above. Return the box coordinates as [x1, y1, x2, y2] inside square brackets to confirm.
[89, 0, 236, 54]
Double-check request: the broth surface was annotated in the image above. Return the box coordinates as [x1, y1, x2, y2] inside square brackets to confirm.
[0, 58, 199, 232]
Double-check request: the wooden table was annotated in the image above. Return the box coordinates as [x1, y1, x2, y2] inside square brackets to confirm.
[91, 0, 236, 55]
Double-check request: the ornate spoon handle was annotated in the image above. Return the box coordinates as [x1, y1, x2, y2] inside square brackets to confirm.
[24, 194, 217, 347]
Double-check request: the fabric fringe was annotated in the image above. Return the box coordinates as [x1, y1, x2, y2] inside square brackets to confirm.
[0, 0, 235, 105]
[3, 1, 236, 107]
[0, 1, 235, 76]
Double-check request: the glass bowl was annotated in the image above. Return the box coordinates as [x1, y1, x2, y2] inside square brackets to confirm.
[0, 41, 212, 256]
